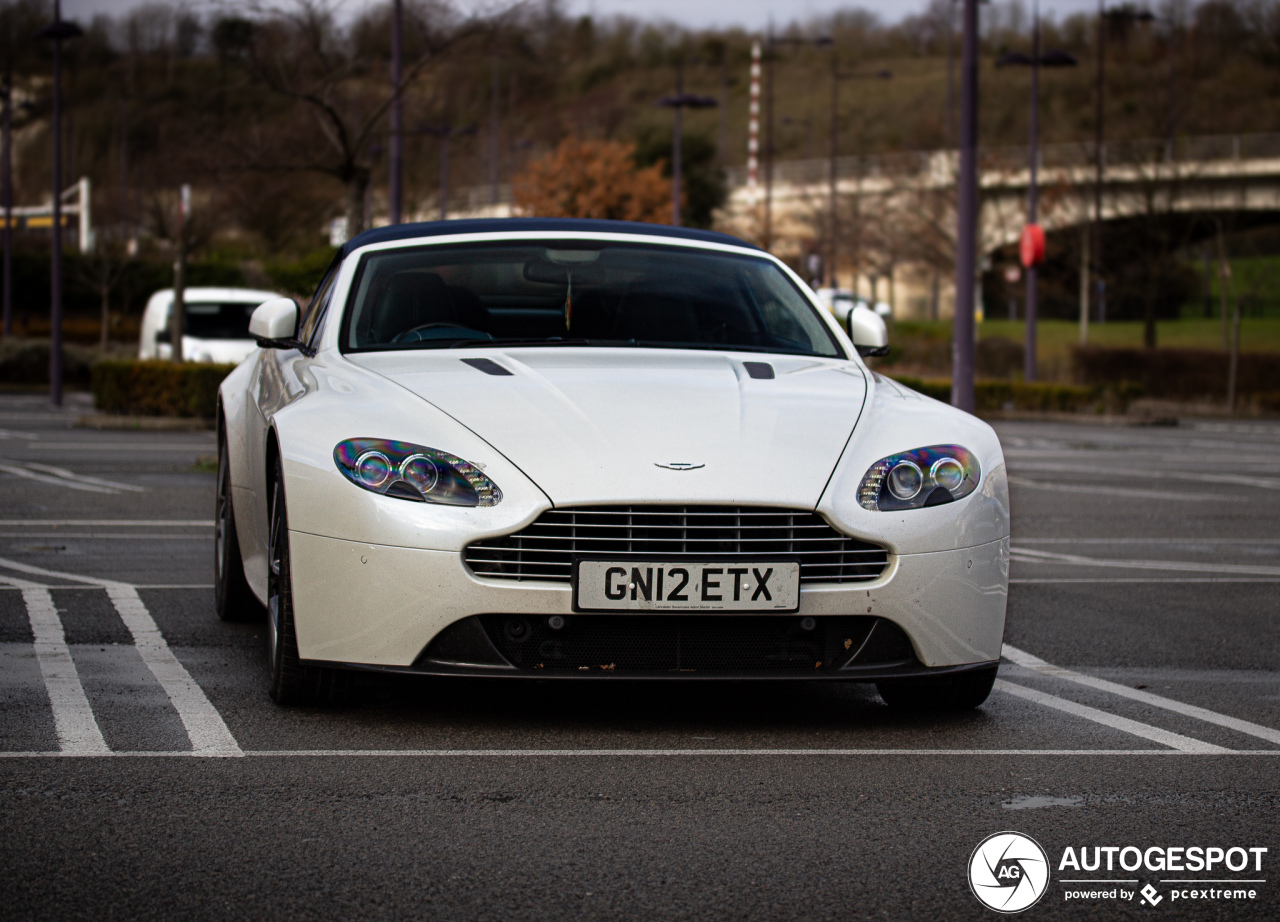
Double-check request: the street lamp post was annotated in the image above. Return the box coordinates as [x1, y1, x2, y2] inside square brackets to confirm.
[996, 4, 1077, 382]
[657, 59, 717, 228]
[36, 0, 82, 407]
[389, 0, 403, 224]
[1092, 0, 1107, 327]
[952, 0, 979, 415]
[2, 47, 12, 339]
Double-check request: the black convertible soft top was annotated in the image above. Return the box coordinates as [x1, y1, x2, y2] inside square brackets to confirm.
[340, 218, 758, 258]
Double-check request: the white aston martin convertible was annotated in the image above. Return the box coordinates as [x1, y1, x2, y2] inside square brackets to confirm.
[216, 218, 1009, 707]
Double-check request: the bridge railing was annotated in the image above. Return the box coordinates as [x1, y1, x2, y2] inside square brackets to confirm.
[723, 132, 1280, 190]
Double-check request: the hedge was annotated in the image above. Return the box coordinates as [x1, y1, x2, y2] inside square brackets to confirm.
[0, 338, 113, 388]
[889, 375, 1141, 414]
[92, 360, 235, 418]
[1072, 346, 1280, 401]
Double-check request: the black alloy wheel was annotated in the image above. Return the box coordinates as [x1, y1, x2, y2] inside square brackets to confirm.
[875, 665, 998, 711]
[214, 427, 263, 623]
[266, 461, 349, 705]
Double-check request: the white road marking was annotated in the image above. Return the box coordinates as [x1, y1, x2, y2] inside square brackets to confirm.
[994, 680, 1232, 753]
[0, 557, 242, 757]
[0, 463, 121, 494]
[1003, 644, 1280, 747]
[0, 520, 213, 526]
[1012, 578, 1280, 584]
[1011, 462, 1280, 491]
[2, 748, 1276, 759]
[28, 442, 212, 452]
[0, 576, 108, 755]
[22, 462, 146, 493]
[0, 584, 215, 590]
[1016, 537, 1280, 545]
[0, 533, 214, 539]
[1006, 476, 1234, 502]
[1011, 547, 1280, 577]
[0, 428, 37, 439]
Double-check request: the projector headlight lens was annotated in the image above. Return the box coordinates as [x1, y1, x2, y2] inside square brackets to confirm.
[334, 438, 501, 506]
[930, 456, 965, 492]
[353, 450, 392, 489]
[857, 445, 979, 511]
[887, 460, 923, 500]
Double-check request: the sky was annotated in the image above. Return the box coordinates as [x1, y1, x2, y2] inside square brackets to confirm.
[60, 0, 1113, 32]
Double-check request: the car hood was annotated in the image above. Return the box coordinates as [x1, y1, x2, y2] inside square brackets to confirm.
[346, 348, 868, 507]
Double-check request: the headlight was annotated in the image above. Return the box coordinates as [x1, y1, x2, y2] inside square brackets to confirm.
[334, 438, 502, 506]
[857, 445, 979, 511]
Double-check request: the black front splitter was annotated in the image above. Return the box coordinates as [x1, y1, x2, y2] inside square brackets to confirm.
[299, 658, 1001, 682]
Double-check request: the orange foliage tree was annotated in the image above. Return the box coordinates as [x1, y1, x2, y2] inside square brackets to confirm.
[513, 138, 674, 223]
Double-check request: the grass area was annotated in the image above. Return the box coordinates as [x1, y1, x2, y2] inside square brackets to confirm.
[1185, 256, 1280, 319]
[976, 318, 1280, 351]
[896, 318, 1280, 350]
[883, 318, 1280, 381]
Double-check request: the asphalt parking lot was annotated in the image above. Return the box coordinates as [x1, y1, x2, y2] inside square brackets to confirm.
[1, 391, 1277, 920]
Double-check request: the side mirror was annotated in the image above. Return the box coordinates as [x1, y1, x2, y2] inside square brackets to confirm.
[249, 298, 300, 347]
[847, 305, 889, 358]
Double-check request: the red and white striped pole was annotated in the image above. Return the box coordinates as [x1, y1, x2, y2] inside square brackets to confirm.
[747, 41, 761, 206]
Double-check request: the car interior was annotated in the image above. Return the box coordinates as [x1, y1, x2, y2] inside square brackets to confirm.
[342, 243, 841, 357]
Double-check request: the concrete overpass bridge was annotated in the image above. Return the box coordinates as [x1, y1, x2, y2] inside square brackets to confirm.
[713, 132, 1280, 318]
[450, 132, 1280, 320]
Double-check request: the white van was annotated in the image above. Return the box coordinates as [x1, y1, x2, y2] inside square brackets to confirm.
[139, 287, 283, 364]
[813, 287, 893, 327]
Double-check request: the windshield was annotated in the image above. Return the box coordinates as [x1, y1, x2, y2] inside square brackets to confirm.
[340, 242, 842, 358]
[160, 302, 259, 341]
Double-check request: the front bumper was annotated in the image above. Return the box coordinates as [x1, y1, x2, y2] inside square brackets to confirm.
[288, 531, 1008, 673]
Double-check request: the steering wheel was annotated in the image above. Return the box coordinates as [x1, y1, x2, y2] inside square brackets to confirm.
[391, 323, 470, 343]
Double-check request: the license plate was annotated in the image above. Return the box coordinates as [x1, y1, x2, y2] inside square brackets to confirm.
[574, 560, 801, 612]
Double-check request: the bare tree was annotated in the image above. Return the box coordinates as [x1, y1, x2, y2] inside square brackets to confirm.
[228, 0, 497, 234]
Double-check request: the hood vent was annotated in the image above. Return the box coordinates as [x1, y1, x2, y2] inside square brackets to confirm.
[743, 361, 775, 379]
[461, 357, 513, 376]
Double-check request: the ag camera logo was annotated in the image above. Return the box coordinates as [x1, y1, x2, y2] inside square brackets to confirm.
[969, 832, 1051, 913]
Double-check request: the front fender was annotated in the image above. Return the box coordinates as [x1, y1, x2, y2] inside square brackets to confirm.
[218, 356, 267, 602]
[271, 351, 553, 554]
[817, 374, 1010, 555]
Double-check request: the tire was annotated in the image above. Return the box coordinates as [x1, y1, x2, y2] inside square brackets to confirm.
[266, 461, 349, 706]
[214, 428, 263, 623]
[876, 666, 998, 711]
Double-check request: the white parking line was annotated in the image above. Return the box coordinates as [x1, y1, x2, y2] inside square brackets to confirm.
[1003, 644, 1280, 747]
[0, 576, 108, 755]
[0, 534, 214, 539]
[994, 680, 1232, 753]
[1011, 462, 1280, 492]
[1016, 537, 1280, 545]
[1011, 578, 1280, 584]
[1006, 477, 1235, 502]
[0, 520, 213, 526]
[0, 557, 242, 758]
[23, 462, 146, 493]
[0, 463, 121, 494]
[2, 748, 1276, 759]
[0, 584, 215, 591]
[1011, 547, 1280, 578]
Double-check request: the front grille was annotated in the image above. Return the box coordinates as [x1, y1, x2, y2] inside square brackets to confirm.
[474, 614, 914, 673]
[464, 506, 888, 584]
